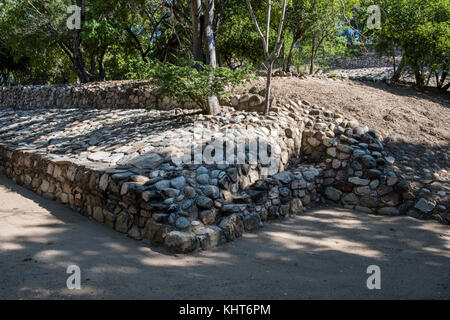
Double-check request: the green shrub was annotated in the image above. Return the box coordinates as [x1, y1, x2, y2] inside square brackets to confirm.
[127, 60, 254, 112]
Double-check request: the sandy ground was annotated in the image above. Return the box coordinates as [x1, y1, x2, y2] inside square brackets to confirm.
[1, 174, 449, 300]
[238, 77, 450, 145]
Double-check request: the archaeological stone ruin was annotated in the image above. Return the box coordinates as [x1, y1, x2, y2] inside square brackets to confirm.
[0, 82, 448, 253]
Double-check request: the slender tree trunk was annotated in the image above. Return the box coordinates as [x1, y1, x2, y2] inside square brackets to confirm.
[438, 66, 448, 89]
[73, 32, 90, 82]
[217, 54, 224, 67]
[438, 68, 449, 90]
[392, 47, 396, 74]
[89, 51, 98, 78]
[392, 56, 404, 82]
[246, 0, 287, 114]
[98, 48, 107, 81]
[426, 69, 433, 86]
[204, 0, 220, 115]
[310, 33, 316, 74]
[309, 52, 315, 75]
[413, 65, 424, 86]
[264, 62, 273, 114]
[281, 41, 286, 71]
[285, 35, 300, 73]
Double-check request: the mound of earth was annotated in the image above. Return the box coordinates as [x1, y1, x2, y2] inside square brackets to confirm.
[233, 77, 450, 206]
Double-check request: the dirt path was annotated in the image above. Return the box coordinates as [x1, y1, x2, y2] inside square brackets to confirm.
[0, 174, 449, 300]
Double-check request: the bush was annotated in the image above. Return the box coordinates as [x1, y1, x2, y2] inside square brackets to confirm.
[127, 60, 255, 111]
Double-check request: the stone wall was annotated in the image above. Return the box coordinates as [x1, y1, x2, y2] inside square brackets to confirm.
[0, 81, 183, 110]
[0, 105, 308, 253]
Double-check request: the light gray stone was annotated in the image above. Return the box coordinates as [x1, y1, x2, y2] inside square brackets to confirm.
[164, 231, 198, 253]
[414, 198, 435, 214]
[348, 177, 370, 186]
[219, 214, 244, 241]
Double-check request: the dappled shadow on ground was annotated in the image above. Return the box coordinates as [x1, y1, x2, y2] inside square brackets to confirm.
[382, 140, 449, 182]
[354, 79, 449, 109]
[1, 174, 449, 300]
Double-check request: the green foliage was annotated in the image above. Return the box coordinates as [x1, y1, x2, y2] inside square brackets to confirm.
[217, 9, 265, 67]
[356, 0, 449, 87]
[127, 60, 255, 111]
[281, 0, 360, 72]
[0, 0, 446, 89]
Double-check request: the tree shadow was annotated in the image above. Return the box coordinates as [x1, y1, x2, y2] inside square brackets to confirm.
[351, 79, 450, 109]
[1, 174, 449, 300]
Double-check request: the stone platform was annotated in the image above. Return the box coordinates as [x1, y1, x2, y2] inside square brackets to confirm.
[1, 97, 448, 253]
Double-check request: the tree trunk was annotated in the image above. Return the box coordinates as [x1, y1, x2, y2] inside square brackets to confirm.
[89, 51, 98, 78]
[73, 31, 90, 82]
[438, 68, 449, 90]
[204, 0, 221, 115]
[264, 62, 273, 114]
[438, 66, 448, 89]
[392, 56, 404, 82]
[285, 35, 299, 73]
[73, 0, 90, 83]
[281, 41, 286, 71]
[98, 48, 107, 81]
[310, 33, 316, 75]
[392, 48, 396, 74]
[191, 0, 204, 63]
[246, 0, 287, 115]
[413, 65, 424, 87]
[309, 53, 315, 75]
[217, 54, 224, 67]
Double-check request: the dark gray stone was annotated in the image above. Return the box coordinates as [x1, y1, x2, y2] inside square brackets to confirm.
[175, 217, 191, 230]
[196, 196, 214, 209]
[243, 212, 261, 231]
[324, 187, 342, 201]
[219, 214, 244, 241]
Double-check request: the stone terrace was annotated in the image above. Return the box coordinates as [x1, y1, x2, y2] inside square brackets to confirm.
[1, 89, 448, 253]
[0, 106, 306, 252]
